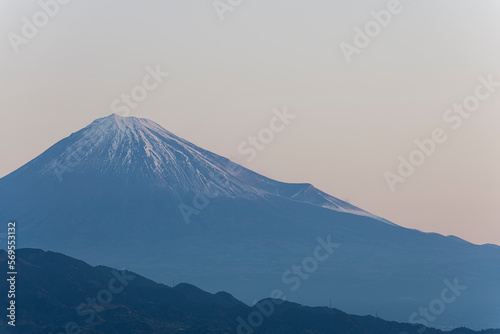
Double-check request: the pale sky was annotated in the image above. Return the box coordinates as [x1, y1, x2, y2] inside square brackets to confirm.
[1, 0, 499, 245]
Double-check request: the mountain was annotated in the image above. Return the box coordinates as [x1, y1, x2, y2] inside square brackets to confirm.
[4, 114, 386, 220]
[2, 249, 500, 334]
[0, 114, 499, 329]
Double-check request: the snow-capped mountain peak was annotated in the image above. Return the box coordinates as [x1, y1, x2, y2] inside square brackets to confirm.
[15, 114, 389, 223]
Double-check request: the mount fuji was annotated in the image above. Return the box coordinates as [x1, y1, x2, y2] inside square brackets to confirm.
[1, 114, 499, 329]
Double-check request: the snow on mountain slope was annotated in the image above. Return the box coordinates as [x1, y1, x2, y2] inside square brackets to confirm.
[27, 114, 390, 224]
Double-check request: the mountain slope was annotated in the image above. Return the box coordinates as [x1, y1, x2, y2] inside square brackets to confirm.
[0, 115, 499, 329]
[1, 249, 499, 334]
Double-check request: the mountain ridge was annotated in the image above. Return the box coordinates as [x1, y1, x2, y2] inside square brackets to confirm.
[2, 248, 499, 334]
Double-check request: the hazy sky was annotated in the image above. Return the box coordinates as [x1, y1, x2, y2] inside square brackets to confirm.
[1, 0, 499, 245]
